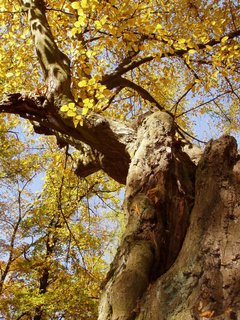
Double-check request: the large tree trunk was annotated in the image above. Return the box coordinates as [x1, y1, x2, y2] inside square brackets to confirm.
[98, 113, 240, 320]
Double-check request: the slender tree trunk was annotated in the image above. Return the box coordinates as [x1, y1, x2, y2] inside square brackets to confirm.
[98, 113, 240, 320]
[33, 231, 56, 320]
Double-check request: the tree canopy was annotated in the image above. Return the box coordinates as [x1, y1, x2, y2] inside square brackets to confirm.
[1, 0, 239, 129]
[0, 0, 239, 319]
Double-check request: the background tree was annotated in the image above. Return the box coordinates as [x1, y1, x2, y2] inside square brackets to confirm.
[0, 0, 239, 319]
[0, 120, 122, 319]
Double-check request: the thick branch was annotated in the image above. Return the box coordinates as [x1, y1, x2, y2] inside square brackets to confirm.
[0, 93, 136, 184]
[102, 76, 176, 118]
[22, 0, 72, 105]
[103, 76, 161, 105]
[16, 0, 136, 184]
[102, 56, 154, 86]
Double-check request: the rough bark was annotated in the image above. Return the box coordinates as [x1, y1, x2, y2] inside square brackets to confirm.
[98, 112, 197, 320]
[98, 130, 240, 320]
[135, 135, 240, 320]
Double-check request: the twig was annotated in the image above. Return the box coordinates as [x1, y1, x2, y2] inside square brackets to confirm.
[176, 91, 231, 118]
[177, 125, 207, 144]
[171, 83, 195, 116]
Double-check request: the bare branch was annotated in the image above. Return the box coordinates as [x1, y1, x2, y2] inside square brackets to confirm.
[177, 125, 207, 144]
[102, 57, 154, 86]
[225, 77, 240, 101]
[176, 91, 232, 118]
[171, 83, 195, 116]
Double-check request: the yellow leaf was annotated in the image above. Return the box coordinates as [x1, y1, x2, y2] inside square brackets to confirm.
[82, 107, 88, 115]
[68, 102, 76, 110]
[60, 105, 69, 112]
[98, 84, 106, 92]
[88, 78, 95, 85]
[81, 0, 87, 8]
[71, 1, 81, 9]
[78, 80, 87, 87]
[95, 21, 101, 30]
[221, 36, 229, 44]
[100, 16, 108, 25]
[222, 69, 228, 77]
[96, 92, 105, 99]
[95, 17, 107, 30]
[212, 70, 219, 78]
[74, 17, 86, 28]
[200, 36, 209, 43]
[86, 50, 96, 58]
[204, 82, 210, 91]
[73, 118, 80, 128]
[206, 45, 212, 50]
[178, 38, 186, 44]
[67, 110, 76, 117]
[83, 98, 94, 108]
[71, 28, 78, 36]
[155, 24, 162, 30]
[188, 49, 196, 54]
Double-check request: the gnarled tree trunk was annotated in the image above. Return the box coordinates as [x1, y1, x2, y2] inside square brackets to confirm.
[98, 113, 240, 320]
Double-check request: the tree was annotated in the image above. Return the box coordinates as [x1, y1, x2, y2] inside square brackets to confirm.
[0, 0, 239, 319]
[0, 122, 122, 319]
